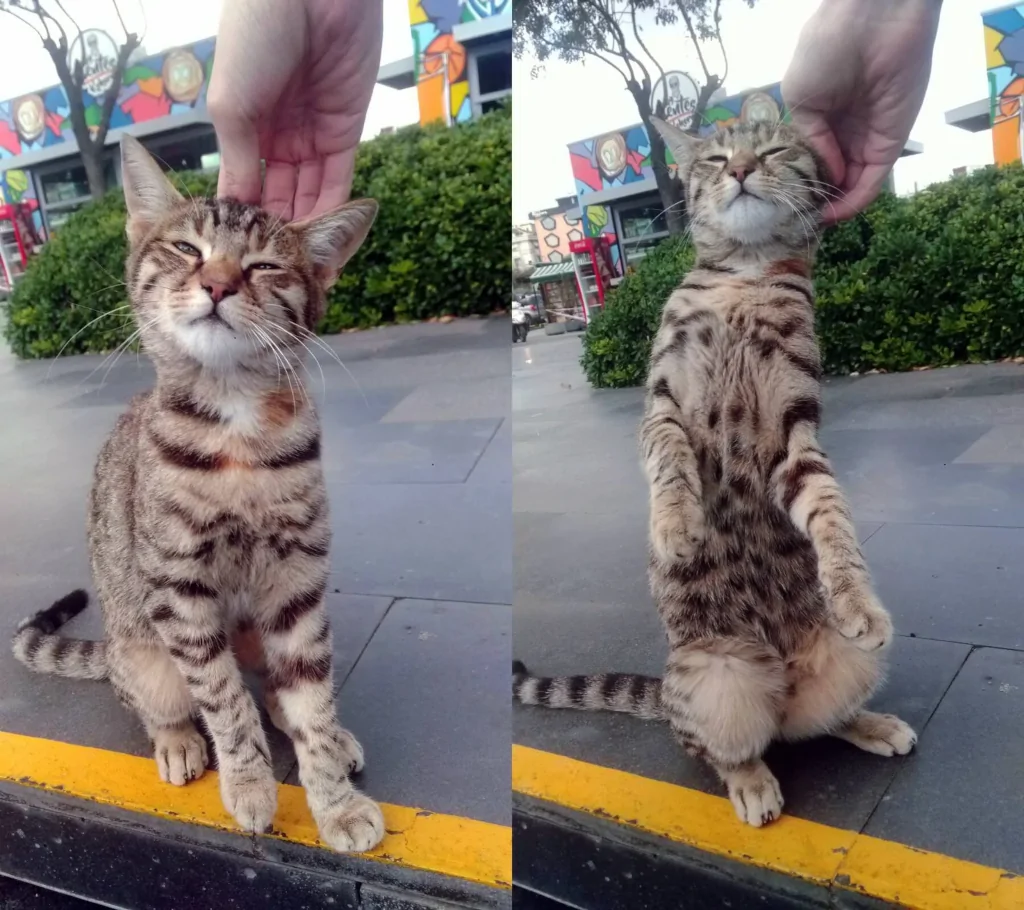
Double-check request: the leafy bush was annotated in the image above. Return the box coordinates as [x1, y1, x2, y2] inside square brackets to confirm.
[4, 108, 510, 358]
[580, 236, 693, 388]
[581, 164, 1024, 387]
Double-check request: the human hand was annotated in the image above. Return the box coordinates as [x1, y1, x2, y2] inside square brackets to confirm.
[207, 0, 383, 221]
[781, 0, 941, 223]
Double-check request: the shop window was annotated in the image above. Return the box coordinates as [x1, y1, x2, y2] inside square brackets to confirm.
[470, 40, 512, 118]
[618, 202, 669, 241]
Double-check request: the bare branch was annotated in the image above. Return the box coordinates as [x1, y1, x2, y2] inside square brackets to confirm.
[110, 0, 131, 41]
[533, 31, 630, 82]
[673, 0, 713, 84]
[94, 33, 139, 147]
[629, 4, 664, 91]
[580, 0, 646, 85]
[52, 0, 82, 55]
[0, 4, 46, 41]
[712, 0, 728, 86]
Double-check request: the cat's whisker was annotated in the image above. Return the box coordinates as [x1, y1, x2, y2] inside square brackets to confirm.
[263, 322, 329, 403]
[47, 306, 136, 379]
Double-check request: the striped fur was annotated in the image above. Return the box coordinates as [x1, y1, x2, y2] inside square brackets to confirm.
[512, 661, 661, 720]
[10, 136, 383, 852]
[12, 590, 107, 680]
[514, 119, 916, 828]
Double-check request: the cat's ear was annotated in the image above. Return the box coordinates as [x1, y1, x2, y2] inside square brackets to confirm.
[290, 199, 379, 290]
[650, 116, 698, 170]
[120, 134, 182, 245]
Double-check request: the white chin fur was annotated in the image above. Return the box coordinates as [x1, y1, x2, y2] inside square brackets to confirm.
[173, 317, 253, 370]
[714, 190, 782, 246]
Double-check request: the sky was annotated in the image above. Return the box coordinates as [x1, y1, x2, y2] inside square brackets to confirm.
[0, 0, 420, 139]
[513, 0, 999, 222]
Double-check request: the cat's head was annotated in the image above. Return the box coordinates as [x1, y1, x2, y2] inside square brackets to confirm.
[651, 117, 826, 253]
[120, 134, 376, 372]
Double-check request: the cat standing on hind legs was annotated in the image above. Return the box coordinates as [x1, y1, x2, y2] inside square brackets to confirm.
[12, 135, 384, 852]
[513, 116, 916, 827]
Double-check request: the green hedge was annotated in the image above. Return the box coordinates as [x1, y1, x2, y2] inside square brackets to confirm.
[581, 163, 1024, 387]
[4, 106, 511, 359]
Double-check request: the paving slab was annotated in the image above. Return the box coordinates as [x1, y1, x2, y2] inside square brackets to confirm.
[312, 598, 511, 826]
[865, 646, 1024, 873]
[865, 523, 1024, 649]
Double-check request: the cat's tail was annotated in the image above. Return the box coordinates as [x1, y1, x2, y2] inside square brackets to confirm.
[513, 660, 662, 720]
[11, 590, 109, 681]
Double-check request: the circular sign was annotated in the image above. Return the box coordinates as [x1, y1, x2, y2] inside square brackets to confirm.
[13, 94, 45, 142]
[740, 91, 781, 125]
[68, 29, 119, 99]
[595, 133, 627, 180]
[163, 49, 204, 103]
[650, 71, 700, 130]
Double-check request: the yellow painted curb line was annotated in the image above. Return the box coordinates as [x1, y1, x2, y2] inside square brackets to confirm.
[0, 731, 510, 890]
[512, 744, 1024, 909]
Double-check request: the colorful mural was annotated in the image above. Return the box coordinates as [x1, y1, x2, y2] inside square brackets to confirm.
[984, 5, 1024, 166]
[568, 83, 786, 199]
[0, 37, 215, 162]
[0, 169, 43, 237]
[580, 204, 621, 275]
[408, 0, 510, 126]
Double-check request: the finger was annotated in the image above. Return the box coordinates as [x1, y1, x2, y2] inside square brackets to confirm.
[215, 118, 263, 205]
[262, 161, 297, 221]
[308, 150, 357, 219]
[826, 163, 890, 224]
[291, 159, 325, 221]
[787, 111, 846, 189]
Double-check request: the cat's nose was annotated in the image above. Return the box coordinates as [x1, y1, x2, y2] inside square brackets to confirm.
[726, 151, 758, 185]
[202, 281, 237, 305]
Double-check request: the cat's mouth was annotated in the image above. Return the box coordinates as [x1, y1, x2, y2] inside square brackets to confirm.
[192, 310, 231, 329]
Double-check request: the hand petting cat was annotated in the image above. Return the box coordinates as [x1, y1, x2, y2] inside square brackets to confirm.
[207, 0, 384, 221]
[782, 0, 942, 224]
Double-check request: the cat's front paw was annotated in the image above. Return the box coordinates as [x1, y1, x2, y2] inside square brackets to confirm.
[220, 767, 278, 834]
[830, 588, 893, 652]
[316, 791, 386, 853]
[650, 508, 703, 564]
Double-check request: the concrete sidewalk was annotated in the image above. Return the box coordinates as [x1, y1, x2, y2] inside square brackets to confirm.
[0, 317, 511, 908]
[513, 331, 1024, 905]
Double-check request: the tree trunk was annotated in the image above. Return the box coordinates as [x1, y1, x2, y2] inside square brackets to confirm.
[81, 141, 108, 199]
[628, 80, 686, 236]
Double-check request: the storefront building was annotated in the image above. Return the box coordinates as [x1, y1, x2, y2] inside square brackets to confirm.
[377, 1, 511, 126]
[947, 4, 1024, 165]
[0, 36, 218, 238]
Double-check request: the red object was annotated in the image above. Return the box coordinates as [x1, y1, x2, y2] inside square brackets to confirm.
[0, 202, 42, 288]
[569, 235, 614, 323]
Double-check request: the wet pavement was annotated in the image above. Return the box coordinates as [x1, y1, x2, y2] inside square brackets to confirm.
[513, 331, 1024, 874]
[0, 317, 511, 827]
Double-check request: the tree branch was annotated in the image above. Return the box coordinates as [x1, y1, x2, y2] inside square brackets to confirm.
[580, 0, 642, 85]
[0, 5, 46, 42]
[533, 30, 631, 83]
[673, 0, 713, 84]
[94, 33, 138, 148]
[630, 3, 664, 90]
[110, 0, 130, 41]
[713, 0, 728, 86]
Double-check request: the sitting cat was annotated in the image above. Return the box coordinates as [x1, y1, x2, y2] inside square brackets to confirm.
[13, 135, 383, 852]
[513, 116, 916, 827]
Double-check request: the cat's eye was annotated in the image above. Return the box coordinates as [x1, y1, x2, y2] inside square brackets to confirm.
[173, 241, 200, 256]
[760, 146, 789, 157]
[705, 155, 728, 164]
[248, 262, 280, 271]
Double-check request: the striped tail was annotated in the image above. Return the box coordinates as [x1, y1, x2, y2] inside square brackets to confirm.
[11, 590, 109, 681]
[512, 660, 662, 720]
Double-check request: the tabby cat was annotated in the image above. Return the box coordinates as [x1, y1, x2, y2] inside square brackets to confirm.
[12, 135, 384, 852]
[513, 117, 916, 827]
